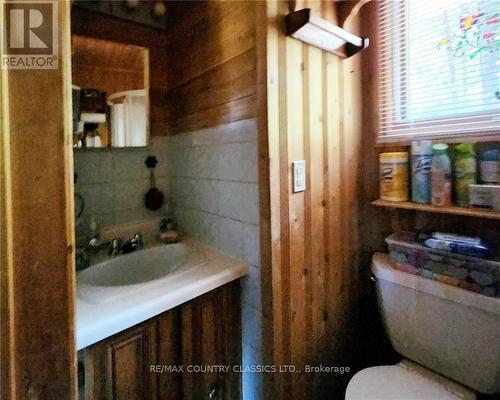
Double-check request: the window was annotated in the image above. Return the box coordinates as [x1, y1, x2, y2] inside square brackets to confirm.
[378, 0, 500, 143]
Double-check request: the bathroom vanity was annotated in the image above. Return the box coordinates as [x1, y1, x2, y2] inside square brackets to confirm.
[78, 282, 240, 400]
[76, 238, 247, 400]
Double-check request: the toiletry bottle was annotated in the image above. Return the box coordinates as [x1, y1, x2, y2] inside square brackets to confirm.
[159, 216, 179, 243]
[379, 152, 409, 202]
[411, 140, 433, 204]
[431, 143, 452, 207]
[480, 149, 499, 184]
[454, 143, 477, 206]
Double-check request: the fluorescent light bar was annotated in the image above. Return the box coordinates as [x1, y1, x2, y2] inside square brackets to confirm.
[286, 8, 369, 58]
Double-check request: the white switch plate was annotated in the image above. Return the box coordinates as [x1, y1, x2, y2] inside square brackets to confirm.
[292, 160, 306, 193]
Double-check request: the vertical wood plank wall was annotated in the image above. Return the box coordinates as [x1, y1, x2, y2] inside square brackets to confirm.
[264, 1, 363, 398]
[1, 2, 77, 399]
[0, 39, 15, 400]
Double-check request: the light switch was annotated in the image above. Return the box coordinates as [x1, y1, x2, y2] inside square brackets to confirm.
[292, 160, 306, 193]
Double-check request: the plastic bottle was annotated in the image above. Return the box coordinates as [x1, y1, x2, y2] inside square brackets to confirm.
[454, 143, 477, 206]
[379, 152, 409, 201]
[431, 144, 452, 207]
[480, 149, 499, 184]
[411, 140, 433, 204]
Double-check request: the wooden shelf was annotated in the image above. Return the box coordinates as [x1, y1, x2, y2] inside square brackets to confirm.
[372, 199, 500, 220]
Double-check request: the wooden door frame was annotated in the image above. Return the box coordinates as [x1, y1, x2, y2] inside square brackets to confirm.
[1, 1, 77, 399]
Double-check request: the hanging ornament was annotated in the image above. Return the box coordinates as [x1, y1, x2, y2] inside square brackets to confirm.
[144, 155, 164, 211]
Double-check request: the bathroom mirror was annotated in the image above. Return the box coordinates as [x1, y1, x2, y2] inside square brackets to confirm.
[71, 35, 150, 148]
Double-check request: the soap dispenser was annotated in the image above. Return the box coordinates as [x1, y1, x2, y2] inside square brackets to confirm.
[159, 216, 179, 244]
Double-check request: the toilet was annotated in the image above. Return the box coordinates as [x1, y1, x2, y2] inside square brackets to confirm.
[345, 253, 500, 399]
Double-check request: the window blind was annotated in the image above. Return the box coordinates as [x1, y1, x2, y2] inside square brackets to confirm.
[378, 0, 500, 143]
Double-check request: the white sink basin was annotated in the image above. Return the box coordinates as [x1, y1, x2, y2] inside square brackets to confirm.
[77, 242, 203, 303]
[76, 238, 248, 349]
[78, 243, 191, 286]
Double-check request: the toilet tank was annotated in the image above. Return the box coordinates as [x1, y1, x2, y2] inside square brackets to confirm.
[372, 253, 500, 394]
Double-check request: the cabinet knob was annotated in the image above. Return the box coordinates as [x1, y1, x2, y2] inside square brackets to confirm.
[208, 384, 217, 399]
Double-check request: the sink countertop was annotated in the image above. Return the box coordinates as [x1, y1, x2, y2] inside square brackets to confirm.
[76, 237, 248, 350]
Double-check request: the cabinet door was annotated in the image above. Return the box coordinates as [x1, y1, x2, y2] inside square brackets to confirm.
[156, 309, 182, 400]
[79, 283, 241, 400]
[180, 282, 241, 400]
[91, 321, 157, 400]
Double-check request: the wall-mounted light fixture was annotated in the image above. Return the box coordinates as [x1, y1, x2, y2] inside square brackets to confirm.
[286, 8, 369, 58]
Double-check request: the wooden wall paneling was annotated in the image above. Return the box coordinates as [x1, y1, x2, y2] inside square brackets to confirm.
[324, 52, 344, 366]
[1, 2, 77, 398]
[167, 95, 257, 136]
[340, 11, 363, 362]
[72, 65, 144, 98]
[167, 49, 255, 117]
[165, 0, 257, 135]
[267, 1, 296, 398]
[72, 36, 145, 72]
[262, 1, 364, 398]
[166, 1, 256, 89]
[255, 1, 277, 397]
[71, 7, 168, 136]
[303, 3, 327, 398]
[285, 24, 308, 400]
[0, 38, 15, 400]
[263, 1, 286, 398]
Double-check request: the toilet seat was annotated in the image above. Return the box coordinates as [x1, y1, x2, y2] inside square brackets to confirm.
[345, 360, 476, 400]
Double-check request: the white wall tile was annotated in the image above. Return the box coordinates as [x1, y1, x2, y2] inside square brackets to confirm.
[165, 118, 262, 400]
[218, 142, 258, 183]
[216, 217, 245, 258]
[241, 264, 262, 313]
[74, 150, 114, 184]
[74, 138, 169, 247]
[113, 149, 150, 181]
[242, 223, 260, 267]
[241, 302, 262, 352]
[217, 182, 258, 224]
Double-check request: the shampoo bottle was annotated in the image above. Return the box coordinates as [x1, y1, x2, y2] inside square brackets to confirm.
[454, 143, 477, 206]
[431, 144, 452, 207]
[480, 149, 499, 184]
[411, 140, 433, 204]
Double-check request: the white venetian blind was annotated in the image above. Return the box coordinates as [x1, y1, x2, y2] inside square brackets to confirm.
[378, 0, 500, 143]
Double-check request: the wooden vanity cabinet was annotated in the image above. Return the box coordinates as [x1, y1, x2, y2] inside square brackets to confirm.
[79, 282, 241, 400]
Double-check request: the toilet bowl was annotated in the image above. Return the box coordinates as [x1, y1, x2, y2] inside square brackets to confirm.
[345, 253, 500, 399]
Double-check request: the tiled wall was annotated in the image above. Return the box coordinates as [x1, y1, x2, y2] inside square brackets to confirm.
[166, 118, 263, 399]
[73, 136, 169, 246]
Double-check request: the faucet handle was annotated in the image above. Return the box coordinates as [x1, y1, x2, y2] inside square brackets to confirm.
[109, 238, 121, 256]
[132, 232, 144, 248]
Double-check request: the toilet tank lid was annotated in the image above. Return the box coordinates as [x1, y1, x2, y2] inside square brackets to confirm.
[372, 253, 500, 316]
[345, 362, 475, 400]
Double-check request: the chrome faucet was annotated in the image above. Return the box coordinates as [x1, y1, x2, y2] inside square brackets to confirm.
[119, 232, 144, 254]
[87, 232, 143, 256]
[110, 238, 122, 257]
[87, 234, 121, 256]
